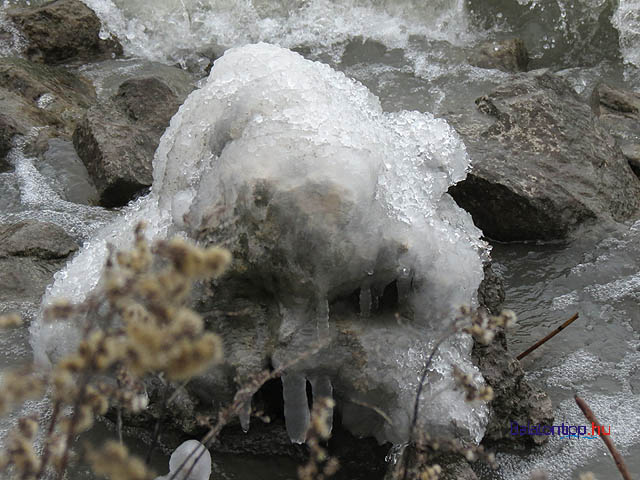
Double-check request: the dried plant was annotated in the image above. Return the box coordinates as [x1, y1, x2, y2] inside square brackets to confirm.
[0, 223, 230, 479]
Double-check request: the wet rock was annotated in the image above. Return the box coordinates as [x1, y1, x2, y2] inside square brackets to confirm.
[0, 114, 17, 172]
[591, 83, 640, 177]
[470, 38, 529, 73]
[477, 263, 505, 315]
[0, 220, 79, 259]
[37, 138, 98, 205]
[473, 331, 554, 447]
[73, 77, 187, 207]
[7, 0, 122, 65]
[0, 57, 95, 157]
[0, 220, 78, 302]
[446, 72, 640, 241]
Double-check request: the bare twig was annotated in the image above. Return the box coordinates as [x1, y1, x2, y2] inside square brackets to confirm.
[517, 312, 579, 361]
[401, 331, 452, 480]
[575, 395, 631, 480]
[169, 340, 328, 480]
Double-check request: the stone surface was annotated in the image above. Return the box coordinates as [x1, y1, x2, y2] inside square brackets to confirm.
[0, 114, 17, 172]
[472, 331, 554, 447]
[446, 72, 640, 241]
[470, 38, 529, 73]
[477, 263, 505, 315]
[592, 82, 640, 177]
[0, 220, 79, 259]
[0, 220, 78, 303]
[0, 56, 96, 158]
[73, 77, 188, 207]
[8, 0, 122, 65]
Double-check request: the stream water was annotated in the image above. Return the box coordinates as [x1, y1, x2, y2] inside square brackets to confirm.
[1, 0, 639, 479]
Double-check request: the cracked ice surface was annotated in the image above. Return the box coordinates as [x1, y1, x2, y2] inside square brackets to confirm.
[32, 43, 488, 445]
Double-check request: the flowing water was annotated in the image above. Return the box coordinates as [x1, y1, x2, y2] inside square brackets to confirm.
[0, 0, 639, 479]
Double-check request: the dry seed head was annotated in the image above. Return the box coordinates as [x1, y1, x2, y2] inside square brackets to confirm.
[87, 441, 153, 480]
[0, 313, 22, 328]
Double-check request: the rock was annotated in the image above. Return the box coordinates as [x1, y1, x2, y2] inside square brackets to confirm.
[7, 0, 122, 65]
[73, 77, 187, 207]
[477, 263, 505, 315]
[592, 83, 640, 178]
[0, 220, 78, 303]
[0, 56, 96, 158]
[0, 220, 79, 259]
[470, 38, 529, 73]
[446, 72, 640, 241]
[0, 114, 17, 172]
[472, 331, 554, 447]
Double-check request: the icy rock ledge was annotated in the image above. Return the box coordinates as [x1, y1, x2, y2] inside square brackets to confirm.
[32, 43, 489, 445]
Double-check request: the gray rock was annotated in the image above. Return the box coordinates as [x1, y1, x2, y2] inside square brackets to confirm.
[7, 0, 122, 65]
[73, 77, 188, 207]
[592, 83, 640, 178]
[477, 263, 505, 315]
[0, 114, 17, 172]
[0, 257, 63, 303]
[472, 331, 554, 447]
[446, 72, 640, 241]
[0, 220, 79, 259]
[470, 38, 529, 73]
[0, 56, 96, 159]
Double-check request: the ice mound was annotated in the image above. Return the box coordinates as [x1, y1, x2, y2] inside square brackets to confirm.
[33, 43, 488, 445]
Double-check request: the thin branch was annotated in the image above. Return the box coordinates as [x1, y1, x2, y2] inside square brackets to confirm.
[401, 330, 452, 480]
[169, 340, 328, 480]
[575, 395, 632, 480]
[517, 312, 579, 361]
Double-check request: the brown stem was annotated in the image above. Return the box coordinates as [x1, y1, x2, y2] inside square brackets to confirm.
[517, 312, 579, 361]
[575, 395, 632, 480]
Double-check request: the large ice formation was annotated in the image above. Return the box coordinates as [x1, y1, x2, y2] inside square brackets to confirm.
[32, 43, 488, 445]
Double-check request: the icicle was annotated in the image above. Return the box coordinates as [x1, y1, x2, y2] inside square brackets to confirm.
[282, 373, 310, 443]
[359, 287, 372, 317]
[310, 375, 334, 434]
[317, 297, 330, 333]
[397, 266, 412, 303]
[239, 400, 251, 433]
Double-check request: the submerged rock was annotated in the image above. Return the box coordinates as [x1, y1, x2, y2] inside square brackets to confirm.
[470, 38, 529, 73]
[73, 77, 186, 207]
[592, 83, 640, 178]
[447, 72, 640, 242]
[7, 0, 122, 65]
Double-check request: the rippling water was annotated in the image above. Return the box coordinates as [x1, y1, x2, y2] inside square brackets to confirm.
[1, 0, 639, 478]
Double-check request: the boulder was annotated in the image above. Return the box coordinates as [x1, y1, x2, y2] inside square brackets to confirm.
[0, 56, 96, 159]
[472, 331, 554, 447]
[446, 72, 640, 242]
[470, 38, 529, 73]
[477, 263, 505, 315]
[0, 220, 78, 303]
[0, 220, 79, 259]
[73, 77, 187, 207]
[591, 83, 640, 177]
[7, 0, 122, 65]
[0, 114, 17, 172]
